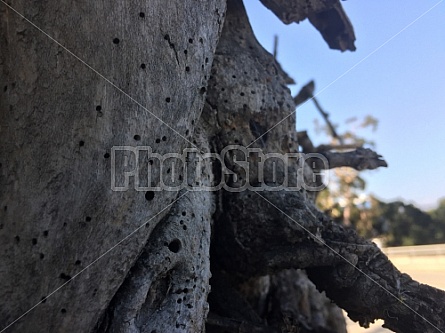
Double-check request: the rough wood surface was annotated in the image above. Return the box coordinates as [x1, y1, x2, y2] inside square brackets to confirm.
[205, 1, 347, 332]
[1, 0, 444, 332]
[260, 0, 356, 51]
[0, 1, 225, 332]
[205, 1, 445, 333]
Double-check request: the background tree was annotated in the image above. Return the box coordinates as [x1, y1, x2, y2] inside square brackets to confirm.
[294, 81, 384, 237]
[297, 93, 445, 246]
[364, 197, 445, 246]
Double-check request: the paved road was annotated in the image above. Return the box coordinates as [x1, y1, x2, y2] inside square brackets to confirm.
[345, 244, 445, 333]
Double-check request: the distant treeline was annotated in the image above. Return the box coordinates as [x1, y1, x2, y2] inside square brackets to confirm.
[321, 194, 445, 247]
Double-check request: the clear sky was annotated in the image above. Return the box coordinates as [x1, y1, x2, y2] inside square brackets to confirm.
[244, 1, 445, 210]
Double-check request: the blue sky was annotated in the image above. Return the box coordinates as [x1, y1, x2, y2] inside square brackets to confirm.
[244, 1, 445, 210]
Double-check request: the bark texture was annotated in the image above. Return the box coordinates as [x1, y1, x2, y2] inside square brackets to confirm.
[0, 1, 225, 332]
[260, 0, 356, 51]
[1, 0, 444, 333]
[204, 1, 445, 333]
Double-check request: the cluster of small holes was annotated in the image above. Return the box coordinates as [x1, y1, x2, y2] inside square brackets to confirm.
[179, 216, 188, 230]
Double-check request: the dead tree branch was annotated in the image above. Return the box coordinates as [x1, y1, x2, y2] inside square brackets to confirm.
[205, 2, 441, 333]
[294, 81, 344, 144]
[298, 131, 387, 171]
[320, 148, 388, 170]
[260, 0, 356, 51]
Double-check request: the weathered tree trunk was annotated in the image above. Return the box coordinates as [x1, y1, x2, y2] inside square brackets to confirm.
[0, 1, 224, 332]
[1, 0, 444, 333]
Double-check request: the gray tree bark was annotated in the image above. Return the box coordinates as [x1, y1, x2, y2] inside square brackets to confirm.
[1, 0, 224, 332]
[1, 1, 444, 333]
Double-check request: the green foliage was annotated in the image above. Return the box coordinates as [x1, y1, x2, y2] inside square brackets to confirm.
[332, 197, 445, 246]
[428, 198, 445, 242]
[314, 114, 379, 234]
[376, 200, 433, 246]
